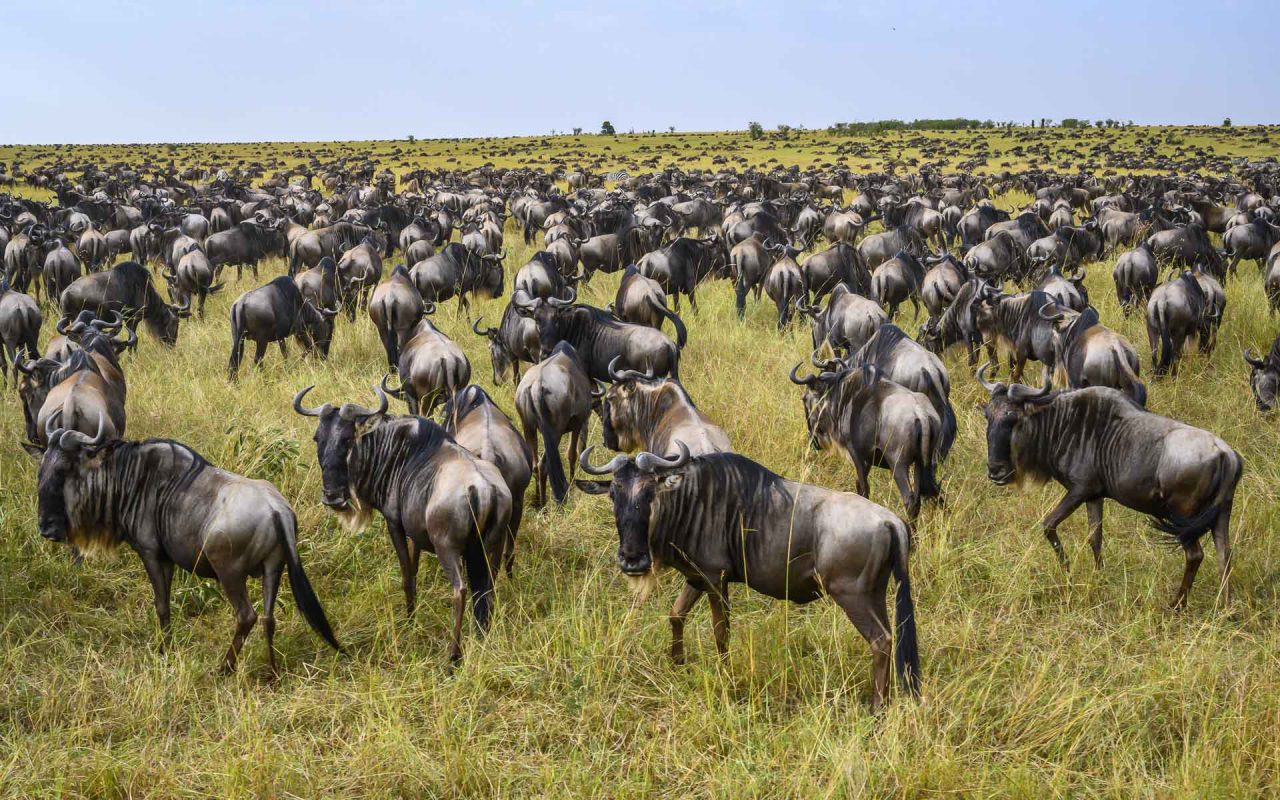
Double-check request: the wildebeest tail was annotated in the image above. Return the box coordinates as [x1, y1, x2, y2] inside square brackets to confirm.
[464, 485, 497, 631]
[1150, 449, 1242, 549]
[887, 520, 921, 696]
[648, 297, 687, 349]
[273, 511, 343, 652]
[227, 302, 245, 379]
[733, 262, 749, 318]
[1153, 300, 1175, 376]
[924, 369, 956, 461]
[1111, 347, 1147, 406]
[537, 389, 569, 503]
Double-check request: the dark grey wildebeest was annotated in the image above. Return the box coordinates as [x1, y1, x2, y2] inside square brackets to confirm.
[515, 341, 596, 505]
[979, 370, 1240, 609]
[295, 385, 511, 662]
[1243, 334, 1280, 412]
[602, 358, 731, 458]
[32, 420, 341, 673]
[575, 445, 920, 711]
[228, 277, 337, 380]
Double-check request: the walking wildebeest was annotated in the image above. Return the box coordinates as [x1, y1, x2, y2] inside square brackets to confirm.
[575, 444, 920, 710]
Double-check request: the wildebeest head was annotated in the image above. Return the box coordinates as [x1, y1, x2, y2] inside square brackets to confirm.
[976, 362, 1054, 485]
[1244, 343, 1280, 412]
[576, 441, 691, 582]
[513, 288, 576, 360]
[789, 361, 868, 450]
[293, 384, 388, 512]
[31, 417, 110, 544]
[601, 357, 659, 451]
[478, 251, 506, 299]
[297, 300, 339, 357]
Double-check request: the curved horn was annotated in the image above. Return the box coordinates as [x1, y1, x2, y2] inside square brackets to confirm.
[472, 316, 498, 338]
[57, 415, 107, 452]
[548, 287, 577, 307]
[608, 355, 652, 382]
[1244, 348, 1266, 368]
[1038, 301, 1065, 322]
[339, 384, 390, 421]
[976, 361, 1003, 394]
[635, 440, 691, 472]
[55, 316, 72, 335]
[379, 371, 408, 399]
[789, 363, 820, 386]
[1007, 378, 1054, 402]
[292, 385, 328, 417]
[579, 445, 631, 476]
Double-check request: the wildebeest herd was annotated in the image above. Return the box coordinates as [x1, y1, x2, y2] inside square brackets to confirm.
[4, 152, 1278, 711]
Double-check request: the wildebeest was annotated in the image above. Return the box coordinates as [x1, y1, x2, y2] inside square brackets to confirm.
[206, 218, 284, 281]
[42, 237, 81, 303]
[957, 205, 1010, 249]
[337, 234, 385, 321]
[410, 242, 505, 315]
[978, 369, 1240, 609]
[612, 265, 674, 330]
[0, 277, 41, 383]
[975, 287, 1060, 384]
[369, 265, 428, 367]
[295, 255, 339, 312]
[730, 236, 770, 319]
[1243, 334, 1280, 412]
[637, 236, 721, 312]
[1035, 264, 1088, 312]
[60, 261, 190, 345]
[163, 247, 223, 318]
[870, 250, 926, 320]
[762, 243, 806, 328]
[472, 301, 539, 385]
[381, 318, 471, 415]
[575, 445, 920, 710]
[515, 341, 596, 505]
[918, 278, 987, 366]
[792, 362, 942, 520]
[228, 277, 337, 380]
[1145, 271, 1209, 377]
[602, 358, 730, 457]
[802, 241, 871, 302]
[1112, 241, 1158, 317]
[442, 385, 532, 573]
[1222, 217, 1280, 274]
[859, 224, 925, 270]
[796, 283, 887, 356]
[1042, 305, 1147, 405]
[514, 250, 579, 301]
[30, 420, 341, 673]
[515, 292, 685, 381]
[294, 385, 511, 662]
[919, 253, 968, 321]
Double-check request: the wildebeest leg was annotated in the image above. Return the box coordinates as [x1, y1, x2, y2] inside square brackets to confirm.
[219, 572, 258, 673]
[1211, 498, 1233, 606]
[892, 462, 919, 521]
[438, 548, 468, 663]
[831, 589, 892, 712]
[504, 498, 523, 577]
[1041, 490, 1087, 569]
[1172, 539, 1203, 610]
[707, 582, 730, 658]
[261, 560, 283, 675]
[252, 340, 268, 368]
[850, 453, 871, 498]
[668, 581, 705, 665]
[1086, 499, 1105, 569]
[1011, 356, 1026, 384]
[522, 419, 543, 508]
[278, 340, 289, 360]
[386, 521, 418, 616]
[251, 260, 259, 281]
[140, 554, 175, 648]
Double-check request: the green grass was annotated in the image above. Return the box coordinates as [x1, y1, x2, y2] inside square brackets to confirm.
[3, 132, 1280, 797]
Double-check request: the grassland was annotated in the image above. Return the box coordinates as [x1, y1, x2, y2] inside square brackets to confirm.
[2, 129, 1280, 798]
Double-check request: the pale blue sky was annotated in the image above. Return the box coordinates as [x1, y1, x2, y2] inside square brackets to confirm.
[2, 0, 1273, 143]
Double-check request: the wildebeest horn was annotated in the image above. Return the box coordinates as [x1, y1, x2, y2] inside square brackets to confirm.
[56, 316, 72, 335]
[548, 287, 576, 307]
[339, 384, 389, 421]
[292, 385, 329, 417]
[92, 310, 124, 333]
[169, 299, 192, 317]
[591, 380, 607, 399]
[57, 415, 108, 452]
[511, 288, 536, 309]
[16, 359, 37, 376]
[1007, 377, 1053, 402]
[635, 440, 691, 472]
[608, 355, 653, 382]
[976, 361, 1004, 393]
[579, 445, 631, 476]
[1244, 348, 1266, 368]
[789, 363, 820, 386]
[472, 316, 498, 338]
[809, 349, 843, 371]
[1038, 302, 1065, 322]
[1068, 266, 1086, 282]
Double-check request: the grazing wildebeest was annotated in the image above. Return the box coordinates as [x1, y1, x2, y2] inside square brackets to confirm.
[206, 218, 284, 281]
[918, 278, 987, 366]
[859, 224, 925, 270]
[163, 247, 223, 318]
[60, 261, 190, 345]
[575, 445, 920, 710]
[791, 362, 942, 521]
[382, 318, 471, 415]
[410, 242, 505, 315]
[762, 243, 806, 329]
[730, 236, 770, 319]
[796, 283, 887, 357]
[957, 205, 1010, 250]
[1147, 223, 1224, 277]
[42, 237, 81, 303]
[295, 255, 340, 312]
[919, 253, 968, 321]
[612, 265, 674, 330]
[515, 341, 596, 505]
[442, 385, 532, 574]
[514, 250, 579, 301]
[1112, 241, 1158, 317]
[1243, 334, 1280, 412]
[802, 241, 872, 302]
[637, 236, 720, 312]
[978, 368, 1240, 609]
[472, 301, 540, 385]
[871, 250, 926, 321]
[1041, 305, 1147, 405]
[30, 420, 341, 673]
[0, 277, 41, 383]
[369, 265, 428, 367]
[1222, 217, 1280, 275]
[337, 234, 385, 321]
[228, 277, 337, 379]
[975, 287, 1060, 384]
[294, 385, 511, 662]
[964, 230, 1029, 283]
[602, 358, 730, 457]
[515, 291, 685, 381]
[1035, 264, 1088, 312]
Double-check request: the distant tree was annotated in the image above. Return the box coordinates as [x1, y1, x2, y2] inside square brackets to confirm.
[748, 121, 764, 139]
[1223, 117, 1233, 127]
[776, 124, 792, 139]
[668, 126, 675, 133]
[1060, 118, 1082, 129]
[601, 120, 616, 136]
[407, 135, 415, 144]
[572, 127, 582, 136]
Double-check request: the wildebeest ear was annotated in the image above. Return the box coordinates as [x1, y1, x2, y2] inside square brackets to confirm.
[574, 479, 610, 495]
[660, 473, 685, 490]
